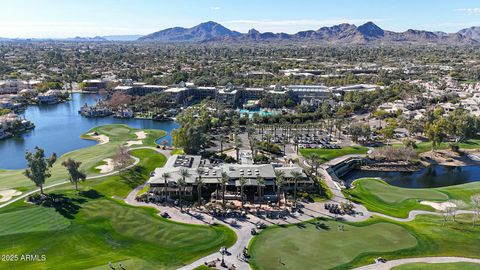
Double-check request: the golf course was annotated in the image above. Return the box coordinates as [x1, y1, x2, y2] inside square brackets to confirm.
[249, 214, 480, 270]
[0, 124, 165, 191]
[345, 178, 480, 217]
[0, 124, 237, 270]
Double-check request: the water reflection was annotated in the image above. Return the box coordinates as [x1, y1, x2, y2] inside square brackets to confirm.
[0, 93, 179, 169]
[344, 165, 480, 188]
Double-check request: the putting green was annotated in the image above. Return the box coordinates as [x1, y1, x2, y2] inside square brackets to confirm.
[345, 178, 480, 218]
[392, 262, 480, 270]
[249, 219, 417, 270]
[0, 124, 166, 191]
[345, 178, 448, 217]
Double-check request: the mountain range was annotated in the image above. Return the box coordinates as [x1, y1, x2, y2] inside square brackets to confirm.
[138, 21, 480, 45]
[2, 21, 480, 45]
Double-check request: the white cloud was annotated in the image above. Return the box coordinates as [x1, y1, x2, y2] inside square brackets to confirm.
[455, 8, 480, 14]
[211, 7, 221, 11]
[221, 18, 386, 33]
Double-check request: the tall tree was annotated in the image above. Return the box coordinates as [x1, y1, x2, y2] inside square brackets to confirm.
[161, 172, 171, 202]
[219, 172, 229, 209]
[113, 145, 131, 174]
[239, 177, 247, 208]
[290, 171, 303, 208]
[177, 177, 186, 212]
[274, 170, 286, 207]
[24, 147, 57, 195]
[61, 158, 86, 191]
[195, 167, 205, 207]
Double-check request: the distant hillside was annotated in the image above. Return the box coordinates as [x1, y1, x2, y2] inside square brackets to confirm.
[138, 21, 242, 42]
[102, 35, 143, 41]
[138, 21, 480, 45]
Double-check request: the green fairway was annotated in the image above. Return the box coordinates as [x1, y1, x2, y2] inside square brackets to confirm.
[0, 145, 235, 270]
[0, 207, 70, 236]
[90, 148, 167, 198]
[345, 178, 480, 218]
[392, 262, 480, 270]
[0, 197, 235, 270]
[345, 178, 448, 217]
[299, 146, 368, 163]
[0, 124, 166, 191]
[250, 214, 480, 270]
[249, 218, 417, 270]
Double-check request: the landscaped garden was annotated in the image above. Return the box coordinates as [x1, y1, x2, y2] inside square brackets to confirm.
[299, 146, 368, 163]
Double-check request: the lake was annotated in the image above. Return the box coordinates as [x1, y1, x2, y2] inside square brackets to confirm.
[0, 93, 180, 170]
[343, 164, 480, 188]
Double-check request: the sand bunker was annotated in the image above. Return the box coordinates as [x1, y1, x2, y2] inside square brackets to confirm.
[95, 158, 114, 173]
[87, 132, 109, 145]
[420, 201, 457, 211]
[125, 140, 143, 147]
[0, 189, 22, 203]
[135, 131, 147, 139]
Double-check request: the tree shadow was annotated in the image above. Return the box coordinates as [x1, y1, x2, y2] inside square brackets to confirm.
[314, 222, 330, 230]
[79, 189, 104, 199]
[295, 223, 307, 229]
[42, 193, 87, 219]
[121, 166, 147, 188]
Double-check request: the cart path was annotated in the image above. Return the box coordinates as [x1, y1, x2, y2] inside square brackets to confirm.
[353, 256, 480, 270]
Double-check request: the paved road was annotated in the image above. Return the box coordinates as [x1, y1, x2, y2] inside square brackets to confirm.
[353, 256, 480, 270]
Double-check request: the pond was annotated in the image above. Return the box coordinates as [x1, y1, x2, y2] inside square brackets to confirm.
[343, 164, 480, 188]
[0, 93, 179, 170]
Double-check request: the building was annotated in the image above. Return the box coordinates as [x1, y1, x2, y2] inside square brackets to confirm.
[82, 79, 108, 92]
[148, 155, 311, 203]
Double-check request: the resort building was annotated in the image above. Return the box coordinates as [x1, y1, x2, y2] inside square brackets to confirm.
[148, 155, 311, 203]
[82, 79, 108, 92]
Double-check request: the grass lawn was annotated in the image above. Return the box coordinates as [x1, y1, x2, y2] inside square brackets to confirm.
[392, 262, 480, 270]
[345, 178, 480, 218]
[299, 146, 368, 163]
[89, 148, 166, 198]
[249, 218, 417, 270]
[250, 214, 480, 270]
[344, 178, 448, 218]
[0, 196, 235, 270]
[0, 146, 235, 270]
[0, 124, 166, 191]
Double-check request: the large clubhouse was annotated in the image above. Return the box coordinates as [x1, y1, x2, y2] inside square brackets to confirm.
[147, 155, 311, 203]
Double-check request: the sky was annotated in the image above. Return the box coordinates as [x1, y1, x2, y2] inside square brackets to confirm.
[2, 0, 480, 38]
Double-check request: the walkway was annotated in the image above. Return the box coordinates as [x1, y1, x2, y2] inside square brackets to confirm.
[0, 145, 169, 210]
[353, 256, 480, 270]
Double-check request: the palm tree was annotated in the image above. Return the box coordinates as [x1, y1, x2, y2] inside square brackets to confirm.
[177, 177, 186, 212]
[274, 170, 285, 207]
[239, 177, 247, 208]
[161, 172, 171, 202]
[309, 154, 321, 175]
[234, 136, 243, 163]
[195, 167, 205, 207]
[256, 177, 265, 208]
[219, 172, 229, 209]
[290, 171, 303, 208]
